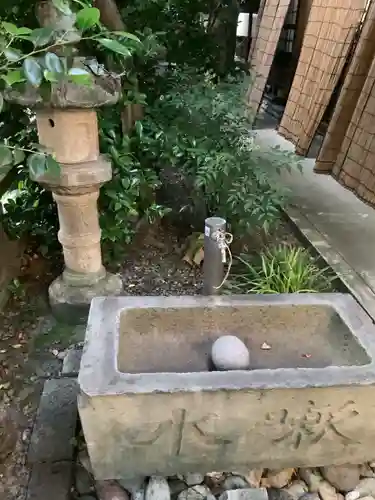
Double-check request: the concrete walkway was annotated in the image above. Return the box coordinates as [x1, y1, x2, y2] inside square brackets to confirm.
[255, 129, 375, 321]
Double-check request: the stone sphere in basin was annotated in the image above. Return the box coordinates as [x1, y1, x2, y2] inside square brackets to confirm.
[211, 335, 250, 370]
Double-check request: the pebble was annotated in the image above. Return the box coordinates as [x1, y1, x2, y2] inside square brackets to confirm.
[262, 469, 295, 489]
[285, 481, 308, 500]
[245, 470, 264, 488]
[62, 346, 82, 375]
[133, 487, 146, 500]
[179, 474, 205, 486]
[267, 488, 294, 500]
[299, 494, 320, 500]
[360, 465, 375, 479]
[346, 479, 375, 500]
[298, 470, 323, 493]
[220, 488, 268, 500]
[211, 336, 250, 370]
[205, 472, 226, 495]
[318, 480, 339, 500]
[178, 485, 215, 500]
[349, 496, 375, 500]
[169, 477, 187, 497]
[223, 476, 250, 490]
[321, 466, 360, 493]
[146, 477, 171, 500]
[118, 477, 145, 496]
[96, 480, 130, 500]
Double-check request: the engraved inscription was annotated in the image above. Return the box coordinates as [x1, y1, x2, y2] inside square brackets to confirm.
[122, 409, 237, 456]
[265, 400, 360, 449]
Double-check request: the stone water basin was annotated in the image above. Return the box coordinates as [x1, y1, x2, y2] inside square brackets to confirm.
[78, 294, 375, 480]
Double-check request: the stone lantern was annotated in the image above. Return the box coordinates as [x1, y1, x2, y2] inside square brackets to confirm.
[6, 1, 123, 322]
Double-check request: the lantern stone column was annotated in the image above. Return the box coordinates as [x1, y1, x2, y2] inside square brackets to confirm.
[33, 106, 123, 323]
[7, 75, 124, 323]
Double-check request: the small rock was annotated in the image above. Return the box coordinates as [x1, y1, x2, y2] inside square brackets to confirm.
[346, 493, 360, 500]
[369, 463, 375, 471]
[179, 474, 205, 486]
[211, 336, 250, 370]
[118, 478, 145, 496]
[133, 487, 145, 500]
[146, 477, 170, 500]
[205, 472, 225, 495]
[96, 480, 130, 500]
[75, 463, 94, 494]
[178, 485, 215, 500]
[345, 479, 375, 500]
[220, 488, 268, 500]
[267, 488, 294, 500]
[169, 477, 188, 497]
[245, 470, 264, 488]
[299, 494, 320, 500]
[318, 480, 339, 500]
[360, 466, 375, 479]
[321, 466, 360, 493]
[285, 481, 308, 500]
[298, 470, 323, 493]
[223, 476, 250, 490]
[57, 350, 68, 360]
[349, 497, 375, 500]
[262, 469, 295, 489]
[62, 347, 82, 375]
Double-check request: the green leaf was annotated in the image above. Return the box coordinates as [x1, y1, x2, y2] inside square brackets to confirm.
[2, 22, 19, 35]
[113, 31, 141, 43]
[44, 52, 64, 74]
[43, 70, 59, 83]
[39, 81, 52, 101]
[75, 7, 100, 30]
[68, 67, 92, 86]
[51, 0, 72, 15]
[135, 120, 143, 138]
[23, 58, 43, 87]
[16, 27, 33, 36]
[2, 70, 26, 87]
[0, 94, 3, 113]
[12, 148, 25, 165]
[29, 27, 54, 47]
[46, 155, 60, 175]
[27, 153, 47, 178]
[97, 38, 131, 57]
[0, 145, 13, 167]
[3, 48, 21, 62]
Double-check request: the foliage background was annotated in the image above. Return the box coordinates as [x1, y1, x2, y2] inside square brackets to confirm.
[0, 0, 298, 263]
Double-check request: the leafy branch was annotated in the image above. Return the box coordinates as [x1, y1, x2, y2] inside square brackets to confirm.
[0, 0, 142, 178]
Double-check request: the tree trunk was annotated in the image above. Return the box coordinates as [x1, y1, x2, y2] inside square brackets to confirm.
[94, 0, 125, 31]
[209, 0, 240, 76]
[94, 0, 144, 133]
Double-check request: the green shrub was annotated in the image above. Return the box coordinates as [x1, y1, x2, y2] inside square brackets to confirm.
[228, 245, 334, 294]
[139, 68, 299, 235]
[98, 107, 170, 262]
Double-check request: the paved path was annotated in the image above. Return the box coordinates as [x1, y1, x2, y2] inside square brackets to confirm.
[255, 129, 375, 320]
